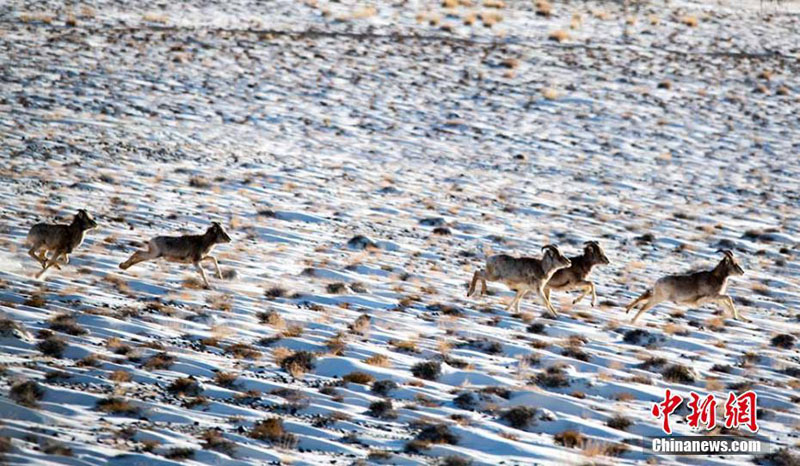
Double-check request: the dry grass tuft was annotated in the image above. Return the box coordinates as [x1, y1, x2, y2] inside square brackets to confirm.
[365, 353, 392, 367]
[680, 15, 698, 27]
[535, 0, 551, 17]
[142, 12, 168, 23]
[548, 30, 569, 43]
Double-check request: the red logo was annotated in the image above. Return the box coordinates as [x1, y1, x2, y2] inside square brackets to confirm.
[651, 389, 683, 434]
[686, 392, 717, 430]
[652, 390, 759, 434]
[724, 391, 759, 433]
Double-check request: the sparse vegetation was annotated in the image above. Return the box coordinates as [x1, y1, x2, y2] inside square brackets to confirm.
[554, 429, 585, 448]
[534, 365, 570, 388]
[411, 360, 441, 380]
[415, 424, 459, 445]
[771, 334, 796, 349]
[143, 352, 175, 370]
[249, 418, 297, 447]
[97, 397, 140, 416]
[607, 414, 633, 431]
[167, 377, 202, 397]
[367, 400, 397, 419]
[226, 342, 262, 359]
[200, 429, 236, 456]
[662, 364, 695, 383]
[342, 372, 375, 385]
[501, 406, 537, 429]
[37, 335, 67, 357]
[371, 379, 398, 396]
[365, 354, 391, 367]
[280, 351, 316, 377]
[214, 372, 239, 388]
[10, 380, 45, 407]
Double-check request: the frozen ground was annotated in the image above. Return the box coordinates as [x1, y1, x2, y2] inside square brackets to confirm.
[0, 0, 799, 464]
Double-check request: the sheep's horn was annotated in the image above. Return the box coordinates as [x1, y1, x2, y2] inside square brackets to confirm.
[716, 249, 734, 258]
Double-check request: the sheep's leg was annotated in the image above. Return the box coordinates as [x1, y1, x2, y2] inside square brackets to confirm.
[202, 255, 223, 279]
[625, 290, 652, 313]
[47, 250, 63, 270]
[120, 246, 158, 270]
[28, 246, 47, 268]
[468, 270, 483, 297]
[716, 295, 743, 321]
[194, 262, 211, 289]
[631, 295, 662, 323]
[506, 289, 524, 312]
[515, 289, 528, 313]
[36, 251, 65, 278]
[538, 286, 559, 318]
[571, 281, 594, 306]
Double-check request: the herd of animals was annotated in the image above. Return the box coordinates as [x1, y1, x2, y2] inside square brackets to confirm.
[24, 209, 748, 324]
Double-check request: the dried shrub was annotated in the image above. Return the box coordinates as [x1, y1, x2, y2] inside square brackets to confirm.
[367, 400, 397, 419]
[554, 429, 585, 448]
[662, 364, 695, 383]
[37, 335, 66, 357]
[167, 377, 202, 397]
[264, 287, 288, 299]
[411, 361, 441, 380]
[48, 314, 87, 335]
[143, 352, 175, 370]
[526, 322, 547, 334]
[0, 318, 25, 338]
[534, 365, 570, 388]
[109, 370, 132, 383]
[42, 441, 72, 456]
[415, 424, 458, 445]
[280, 351, 316, 377]
[607, 414, 633, 431]
[226, 343, 261, 359]
[164, 447, 195, 460]
[10, 380, 44, 407]
[371, 379, 399, 396]
[200, 429, 236, 456]
[348, 314, 371, 335]
[342, 372, 375, 385]
[771, 334, 796, 349]
[258, 310, 284, 326]
[97, 397, 140, 416]
[365, 354, 391, 367]
[454, 392, 478, 410]
[441, 456, 473, 466]
[501, 406, 537, 429]
[249, 418, 297, 447]
[214, 372, 239, 388]
[23, 293, 47, 308]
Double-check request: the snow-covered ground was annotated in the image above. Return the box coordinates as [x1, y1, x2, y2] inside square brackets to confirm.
[0, 0, 799, 464]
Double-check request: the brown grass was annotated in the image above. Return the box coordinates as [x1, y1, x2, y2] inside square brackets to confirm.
[535, 0, 551, 17]
[365, 354, 392, 367]
[142, 12, 168, 23]
[390, 339, 419, 353]
[548, 30, 569, 43]
[342, 372, 376, 385]
[681, 15, 698, 27]
[225, 343, 262, 359]
[481, 11, 502, 27]
[109, 370, 132, 383]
